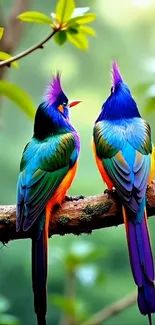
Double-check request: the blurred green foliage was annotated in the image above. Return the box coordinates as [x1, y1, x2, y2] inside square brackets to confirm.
[0, 295, 21, 325]
[0, 0, 96, 119]
[50, 241, 106, 324]
[1, 0, 155, 324]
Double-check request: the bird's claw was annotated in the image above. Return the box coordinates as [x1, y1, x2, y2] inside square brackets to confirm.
[104, 187, 116, 198]
[104, 187, 116, 195]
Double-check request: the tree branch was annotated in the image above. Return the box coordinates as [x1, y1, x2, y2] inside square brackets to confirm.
[0, 181, 155, 243]
[0, 27, 59, 68]
[81, 291, 136, 325]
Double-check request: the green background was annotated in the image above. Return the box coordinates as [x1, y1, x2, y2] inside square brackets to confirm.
[1, 0, 155, 324]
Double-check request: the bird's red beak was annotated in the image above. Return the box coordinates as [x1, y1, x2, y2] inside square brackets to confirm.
[69, 100, 82, 108]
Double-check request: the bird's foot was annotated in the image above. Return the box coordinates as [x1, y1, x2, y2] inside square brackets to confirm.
[104, 187, 116, 198]
[65, 195, 85, 202]
[104, 187, 116, 194]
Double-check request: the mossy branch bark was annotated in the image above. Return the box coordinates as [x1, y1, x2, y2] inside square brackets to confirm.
[0, 181, 155, 243]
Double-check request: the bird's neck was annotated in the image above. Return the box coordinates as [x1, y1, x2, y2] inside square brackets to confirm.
[33, 103, 74, 140]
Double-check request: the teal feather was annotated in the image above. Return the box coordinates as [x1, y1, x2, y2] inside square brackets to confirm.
[17, 132, 78, 231]
[93, 117, 151, 212]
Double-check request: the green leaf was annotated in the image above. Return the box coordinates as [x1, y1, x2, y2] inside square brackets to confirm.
[0, 52, 18, 68]
[56, 0, 75, 23]
[67, 31, 88, 50]
[68, 26, 79, 34]
[71, 7, 89, 18]
[68, 13, 97, 26]
[54, 30, 67, 45]
[0, 27, 4, 40]
[0, 81, 35, 119]
[79, 25, 96, 36]
[17, 11, 53, 24]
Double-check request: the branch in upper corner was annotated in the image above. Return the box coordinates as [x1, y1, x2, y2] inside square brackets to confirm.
[0, 181, 155, 243]
[0, 27, 59, 68]
[81, 291, 136, 325]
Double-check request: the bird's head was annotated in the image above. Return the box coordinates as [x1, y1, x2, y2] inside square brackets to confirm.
[44, 72, 81, 120]
[96, 61, 141, 121]
[34, 73, 81, 139]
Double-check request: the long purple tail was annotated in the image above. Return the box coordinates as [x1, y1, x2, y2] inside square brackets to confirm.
[32, 226, 48, 325]
[123, 205, 155, 325]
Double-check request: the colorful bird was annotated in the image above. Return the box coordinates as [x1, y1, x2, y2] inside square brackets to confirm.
[16, 73, 81, 325]
[93, 61, 155, 324]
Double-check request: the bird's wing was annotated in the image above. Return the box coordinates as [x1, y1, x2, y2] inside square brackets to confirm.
[93, 119, 152, 212]
[17, 132, 78, 231]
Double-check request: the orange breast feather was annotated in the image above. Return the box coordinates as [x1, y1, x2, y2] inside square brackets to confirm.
[46, 160, 78, 228]
[92, 140, 114, 190]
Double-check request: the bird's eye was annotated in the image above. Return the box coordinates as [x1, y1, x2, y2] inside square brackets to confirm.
[63, 102, 67, 107]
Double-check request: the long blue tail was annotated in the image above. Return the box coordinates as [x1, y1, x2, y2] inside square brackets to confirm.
[123, 204, 155, 325]
[32, 226, 48, 325]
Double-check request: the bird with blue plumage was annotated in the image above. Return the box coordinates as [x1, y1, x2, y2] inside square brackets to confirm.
[16, 72, 81, 325]
[93, 61, 155, 325]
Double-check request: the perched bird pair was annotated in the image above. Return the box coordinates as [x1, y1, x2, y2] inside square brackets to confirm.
[16, 62, 155, 325]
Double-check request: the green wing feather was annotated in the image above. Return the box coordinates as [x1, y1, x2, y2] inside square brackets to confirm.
[17, 133, 78, 231]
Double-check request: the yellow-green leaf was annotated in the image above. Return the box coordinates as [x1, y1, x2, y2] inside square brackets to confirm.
[0, 81, 35, 119]
[0, 27, 4, 40]
[17, 11, 53, 24]
[67, 31, 88, 50]
[68, 13, 97, 26]
[56, 0, 75, 23]
[79, 25, 96, 36]
[0, 52, 18, 68]
[54, 31, 67, 45]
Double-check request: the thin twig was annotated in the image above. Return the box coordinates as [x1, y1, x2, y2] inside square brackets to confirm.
[81, 291, 136, 325]
[0, 27, 59, 68]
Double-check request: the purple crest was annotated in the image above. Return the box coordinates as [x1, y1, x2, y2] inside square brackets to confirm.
[111, 61, 123, 89]
[44, 72, 63, 105]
